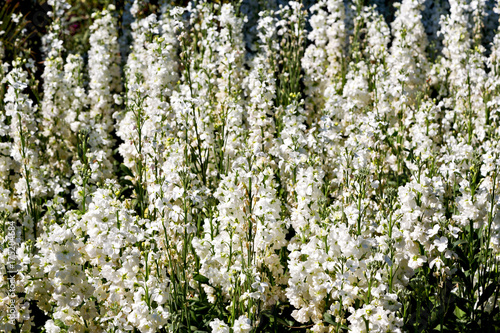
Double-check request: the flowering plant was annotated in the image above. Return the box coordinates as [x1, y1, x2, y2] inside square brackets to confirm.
[0, 0, 500, 332]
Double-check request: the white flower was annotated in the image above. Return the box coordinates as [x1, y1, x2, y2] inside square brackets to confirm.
[429, 257, 444, 270]
[44, 319, 61, 333]
[209, 318, 229, 333]
[408, 255, 427, 270]
[433, 236, 448, 253]
[233, 315, 252, 333]
[11, 13, 22, 24]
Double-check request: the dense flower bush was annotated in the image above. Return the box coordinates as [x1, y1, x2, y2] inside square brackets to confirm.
[1, 0, 500, 332]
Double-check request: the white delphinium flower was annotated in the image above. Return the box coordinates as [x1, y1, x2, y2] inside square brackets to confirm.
[433, 236, 449, 253]
[158, 95, 200, 284]
[215, 3, 246, 160]
[257, 11, 279, 60]
[66, 181, 171, 331]
[87, 8, 122, 184]
[342, 60, 370, 111]
[275, 1, 306, 110]
[245, 53, 277, 155]
[389, 0, 429, 101]
[287, 208, 403, 330]
[126, 12, 156, 89]
[452, 147, 496, 230]
[31, 211, 95, 331]
[63, 54, 88, 133]
[210, 318, 230, 333]
[47, 0, 71, 20]
[7, 0, 500, 329]
[44, 320, 61, 333]
[302, 0, 329, 97]
[347, 301, 403, 333]
[438, 0, 473, 92]
[118, 10, 180, 221]
[317, 82, 345, 179]
[193, 155, 288, 316]
[245, 12, 282, 154]
[302, 0, 346, 111]
[471, 0, 487, 45]
[289, 166, 325, 239]
[171, 2, 219, 184]
[177, 1, 245, 179]
[396, 175, 448, 278]
[233, 315, 252, 333]
[274, 98, 322, 272]
[117, 14, 157, 175]
[286, 226, 332, 325]
[141, 9, 180, 217]
[41, 0, 71, 57]
[364, 5, 390, 64]
[64, 55, 93, 210]
[275, 101, 311, 175]
[337, 127, 381, 236]
[245, 12, 278, 155]
[5, 62, 45, 239]
[406, 99, 440, 161]
[139, 7, 208, 317]
[448, 45, 487, 146]
[0, 61, 40, 332]
[324, 0, 347, 82]
[251, 156, 288, 304]
[40, 0, 74, 207]
[193, 163, 252, 297]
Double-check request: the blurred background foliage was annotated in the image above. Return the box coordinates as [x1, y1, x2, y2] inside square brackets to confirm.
[1, 0, 238, 64]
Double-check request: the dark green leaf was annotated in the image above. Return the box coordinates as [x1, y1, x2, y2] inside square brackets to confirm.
[120, 164, 134, 177]
[477, 283, 497, 308]
[323, 313, 336, 325]
[454, 269, 472, 291]
[276, 317, 293, 327]
[261, 310, 272, 318]
[193, 274, 209, 284]
[54, 319, 67, 328]
[454, 296, 471, 313]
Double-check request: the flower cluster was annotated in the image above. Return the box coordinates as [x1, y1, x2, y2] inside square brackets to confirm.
[1, 0, 500, 332]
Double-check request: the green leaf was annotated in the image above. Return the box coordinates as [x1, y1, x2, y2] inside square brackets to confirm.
[54, 319, 67, 328]
[477, 283, 497, 308]
[193, 274, 209, 284]
[121, 179, 134, 187]
[433, 324, 448, 330]
[454, 305, 467, 320]
[454, 269, 472, 291]
[262, 310, 272, 316]
[120, 164, 134, 177]
[276, 317, 293, 327]
[454, 296, 471, 313]
[323, 313, 336, 325]
[453, 244, 469, 270]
